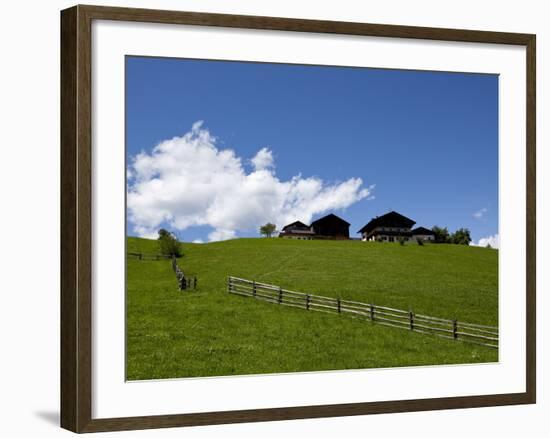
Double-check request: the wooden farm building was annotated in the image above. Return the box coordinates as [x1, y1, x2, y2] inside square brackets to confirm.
[311, 214, 350, 239]
[279, 214, 350, 240]
[280, 211, 433, 243]
[279, 221, 316, 240]
[358, 211, 417, 242]
[410, 226, 436, 241]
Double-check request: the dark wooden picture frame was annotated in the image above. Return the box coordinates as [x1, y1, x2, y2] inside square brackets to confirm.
[61, 4, 536, 433]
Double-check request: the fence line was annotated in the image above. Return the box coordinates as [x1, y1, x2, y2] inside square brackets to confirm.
[227, 276, 498, 349]
[172, 256, 197, 291]
[127, 252, 172, 261]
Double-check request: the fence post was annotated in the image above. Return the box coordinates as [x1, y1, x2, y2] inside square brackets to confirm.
[227, 277, 231, 293]
[194, 277, 197, 289]
[337, 298, 341, 313]
[306, 294, 310, 310]
[252, 280, 256, 297]
[409, 311, 414, 330]
[278, 287, 283, 304]
[139, 253, 142, 261]
[453, 320, 458, 339]
[370, 304, 375, 321]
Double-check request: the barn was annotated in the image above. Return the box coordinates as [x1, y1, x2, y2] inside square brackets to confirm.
[279, 214, 350, 240]
[310, 214, 350, 240]
[411, 226, 436, 241]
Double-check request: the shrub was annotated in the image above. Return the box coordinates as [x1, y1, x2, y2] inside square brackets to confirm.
[451, 228, 472, 245]
[416, 238, 424, 246]
[157, 229, 183, 257]
[432, 226, 451, 243]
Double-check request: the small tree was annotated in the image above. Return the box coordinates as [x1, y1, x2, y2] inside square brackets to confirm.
[432, 226, 451, 243]
[259, 223, 277, 238]
[451, 228, 472, 245]
[416, 237, 424, 246]
[158, 229, 183, 257]
[398, 236, 406, 246]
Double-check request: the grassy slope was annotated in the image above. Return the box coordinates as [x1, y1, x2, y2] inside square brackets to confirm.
[127, 237, 498, 380]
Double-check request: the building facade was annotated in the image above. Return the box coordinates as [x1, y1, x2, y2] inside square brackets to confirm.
[357, 211, 416, 242]
[410, 226, 436, 241]
[278, 221, 316, 240]
[279, 214, 350, 240]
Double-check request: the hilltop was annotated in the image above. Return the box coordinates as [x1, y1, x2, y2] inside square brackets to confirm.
[126, 237, 498, 379]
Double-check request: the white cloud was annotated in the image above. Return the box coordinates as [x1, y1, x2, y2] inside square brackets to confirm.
[192, 239, 204, 244]
[208, 229, 237, 242]
[250, 147, 274, 171]
[472, 234, 499, 249]
[473, 207, 488, 219]
[127, 122, 373, 241]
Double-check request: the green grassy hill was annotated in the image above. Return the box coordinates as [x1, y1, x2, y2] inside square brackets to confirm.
[126, 237, 498, 380]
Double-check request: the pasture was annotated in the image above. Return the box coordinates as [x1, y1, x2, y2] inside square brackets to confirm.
[126, 237, 498, 380]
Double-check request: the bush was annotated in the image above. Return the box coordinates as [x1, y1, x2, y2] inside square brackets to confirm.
[157, 229, 183, 257]
[416, 238, 424, 246]
[432, 226, 451, 243]
[398, 237, 406, 246]
[451, 228, 472, 245]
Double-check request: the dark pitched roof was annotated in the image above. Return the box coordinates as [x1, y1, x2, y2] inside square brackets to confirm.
[310, 213, 350, 227]
[357, 211, 416, 234]
[281, 221, 309, 231]
[411, 226, 435, 235]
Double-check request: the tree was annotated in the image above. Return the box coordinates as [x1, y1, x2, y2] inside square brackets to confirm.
[158, 228, 171, 239]
[451, 228, 472, 245]
[259, 223, 277, 238]
[432, 226, 451, 243]
[157, 229, 183, 257]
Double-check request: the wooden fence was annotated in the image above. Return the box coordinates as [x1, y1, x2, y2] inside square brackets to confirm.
[127, 252, 172, 261]
[227, 276, 498, 349]
[172, 256, 197, 291]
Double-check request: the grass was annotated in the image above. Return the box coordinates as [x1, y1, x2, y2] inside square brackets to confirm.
[126, 237, 498, 380]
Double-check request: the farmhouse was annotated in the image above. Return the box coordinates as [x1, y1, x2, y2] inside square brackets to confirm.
[279, 213, 350, 240]
[358, 211, 423, 242]
[279, 221, 316, 240]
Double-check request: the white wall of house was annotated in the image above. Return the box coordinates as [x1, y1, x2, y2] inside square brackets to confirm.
[281, 235, 312, 240]
[412, 235, 435, 241]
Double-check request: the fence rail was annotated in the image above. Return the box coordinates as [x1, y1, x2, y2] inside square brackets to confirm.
[127, 252, 172, 261]
[227, 276, 498, 349]
[172, 256, 197, 290]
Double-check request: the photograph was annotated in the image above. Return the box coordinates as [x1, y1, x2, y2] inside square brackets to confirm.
[125, 56, 500, 380]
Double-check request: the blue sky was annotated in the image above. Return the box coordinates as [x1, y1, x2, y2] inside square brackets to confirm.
[126, 56, 498, 245]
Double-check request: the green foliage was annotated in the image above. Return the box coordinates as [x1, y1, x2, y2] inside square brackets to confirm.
[126, 237, 498, 380]
[416, 237, 424, 246]
[432, 226, 451, 243]
[398, 236, 406, 246]
[451, 228, 472, 245]
[259, 222, 277, 238]
[157, 229, 183, 257]
[432, 226, 472, 245]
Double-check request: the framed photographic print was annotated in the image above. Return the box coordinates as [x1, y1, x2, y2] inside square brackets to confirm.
[60, 4, 536, 433]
